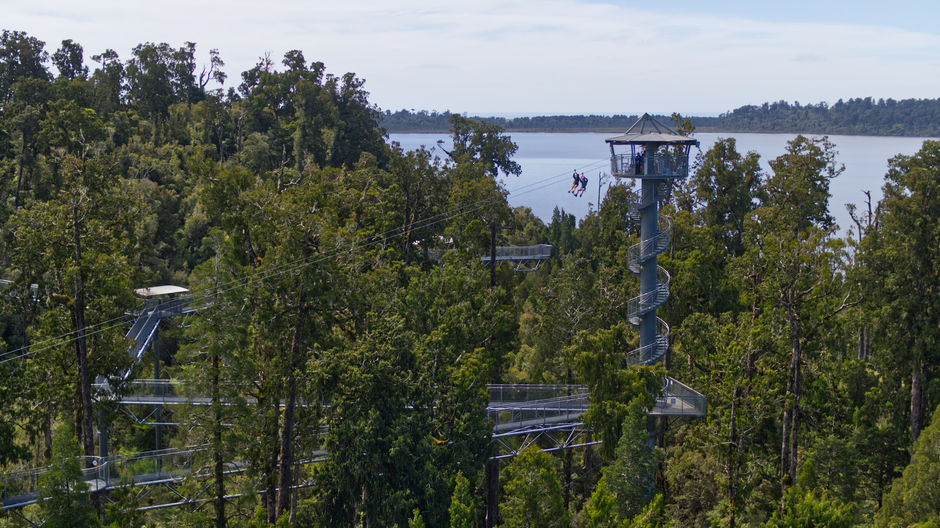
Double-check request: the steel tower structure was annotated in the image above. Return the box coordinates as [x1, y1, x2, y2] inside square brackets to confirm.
[605, 113, 706, 408]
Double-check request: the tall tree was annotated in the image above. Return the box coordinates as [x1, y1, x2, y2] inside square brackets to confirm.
[860, 140, 940, 448]
[499, 446, 568, 528]
[0, 30, 49, 103]
[37, 424, 99, 528]
[89, 49, 123, 116]
[449, 471, 476, 528]
[604, 399, 663, 521]
[680, 137, 762, 257]
[734, 135, 852, 497]
[8, 149, 134, 461]
[874, 404, 940, 527]
[52, 39, 88, 81]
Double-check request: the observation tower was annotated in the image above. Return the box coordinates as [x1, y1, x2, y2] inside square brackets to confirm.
[606, 114, 705, 414]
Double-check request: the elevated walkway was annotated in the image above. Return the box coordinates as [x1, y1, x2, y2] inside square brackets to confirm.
[481, 244, 552, 271]
[108, 288, 201, 385]
[4, 380, 704, 510]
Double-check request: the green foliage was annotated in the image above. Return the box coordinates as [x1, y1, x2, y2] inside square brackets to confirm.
[37, 424, 98, 528]
[0, 30, 936, 528]
[512, 254, 600, 383]
[52, 39, 87, 81]
[763, 135, 842, 231]
[103, 476, 145, 528]
[764, 486, 856, 528]
[574, 476, 622, 528]
[447, 114, 521, 178]
[575, 322, 661, 458]
[449, 471, 475, 528]
[499, 446, 568, 528]
[679, 137, 761, 256]
[875, 405, 940, 527]
[0, 30, 50, 102]
[603, 399, 663, 521]
[409, 508, 427, 528]
[626, 494, 665, 528]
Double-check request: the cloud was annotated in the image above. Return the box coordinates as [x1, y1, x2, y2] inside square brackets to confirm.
[794, 53, 826, 63]
[3, 0, 939, 114]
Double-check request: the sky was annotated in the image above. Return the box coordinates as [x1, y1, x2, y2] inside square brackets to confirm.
[4, 0, 939, 116]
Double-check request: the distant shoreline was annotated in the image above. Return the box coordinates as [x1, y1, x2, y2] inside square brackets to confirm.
[381, 97, 940, 137]
[386, 127, 937, 138]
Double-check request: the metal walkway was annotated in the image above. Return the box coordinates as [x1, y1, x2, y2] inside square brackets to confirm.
[1, 380, 704, 510]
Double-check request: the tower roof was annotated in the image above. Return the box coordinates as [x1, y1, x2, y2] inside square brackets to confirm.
[605, 113, 699, 146]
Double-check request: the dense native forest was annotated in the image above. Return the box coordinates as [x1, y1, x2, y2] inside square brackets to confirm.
[381, 98, 940, 136]
[0, 31, 939, 528]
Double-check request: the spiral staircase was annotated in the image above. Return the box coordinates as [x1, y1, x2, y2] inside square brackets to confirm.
[606, 113, 706, 415]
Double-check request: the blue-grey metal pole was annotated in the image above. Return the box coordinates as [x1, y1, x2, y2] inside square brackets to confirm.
[98, 408, 108, 459]
[639, 173, 658, 355]
[154, 326, 162, 473]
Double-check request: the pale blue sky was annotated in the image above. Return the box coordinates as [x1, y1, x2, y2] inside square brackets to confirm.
[4, 0, 938, 116]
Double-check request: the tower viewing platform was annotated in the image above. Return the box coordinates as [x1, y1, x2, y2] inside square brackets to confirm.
[606, 113, 698, 179]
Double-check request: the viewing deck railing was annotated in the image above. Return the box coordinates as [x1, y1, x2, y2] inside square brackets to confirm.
[650, 377, 707, 416]
[611, 153, 690, 179]
[481, 245, 553, 262]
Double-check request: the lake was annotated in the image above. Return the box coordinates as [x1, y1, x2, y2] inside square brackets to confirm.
[388, 132, 937, 237]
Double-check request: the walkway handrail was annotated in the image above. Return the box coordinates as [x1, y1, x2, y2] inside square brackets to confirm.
[481, 244, 553, 262]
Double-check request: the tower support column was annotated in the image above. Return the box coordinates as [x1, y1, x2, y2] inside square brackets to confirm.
[639, 178, 658, 352]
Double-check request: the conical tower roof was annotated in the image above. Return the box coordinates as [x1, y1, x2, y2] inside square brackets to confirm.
[605, 113, 698, 146]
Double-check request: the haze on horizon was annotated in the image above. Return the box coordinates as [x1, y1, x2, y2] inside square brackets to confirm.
[4, 0, 939, 117]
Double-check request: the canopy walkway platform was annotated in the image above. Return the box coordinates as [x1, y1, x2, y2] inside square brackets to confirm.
[481, 244, 552, 271]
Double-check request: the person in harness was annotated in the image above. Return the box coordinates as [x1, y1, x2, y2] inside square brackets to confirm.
[569, 170, 581, 193]
[575, 172, 588, 197]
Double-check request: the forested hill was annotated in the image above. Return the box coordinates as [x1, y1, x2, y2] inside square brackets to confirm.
[382, 97, 940, 136]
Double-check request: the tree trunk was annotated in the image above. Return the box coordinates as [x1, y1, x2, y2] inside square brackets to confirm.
[781, 315, 803, 501]
[562, 448, 572, 509]
[485, 458, 499, 527]
[277, 322, 303, 518]
[910, 357, 924, 450]
[244, 228, 258, 265]
[789, 347, 802, 483]
[289, 462, 299, 526]
[72, 202, 95, 464]
[728, 384, 739, 528]
[212, 347, 225, 528]
[857, 326, 870, 361]
[43, 408, 53, 460]
[14, 134, 25, 209]
[780, 406, 790, 491]
[489, 220, 497, 289]
[264, 394, 281, 525]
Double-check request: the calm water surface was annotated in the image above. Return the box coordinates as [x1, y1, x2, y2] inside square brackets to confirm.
[389, 132, 936, 237]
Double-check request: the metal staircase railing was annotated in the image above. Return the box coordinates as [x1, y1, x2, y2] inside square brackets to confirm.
[623, 317, 670, 367]
[624, 180, 677, 369]
[626, 266, 671, 324]
[627, 216, 671, 273]
[650, 377, 707, 416]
